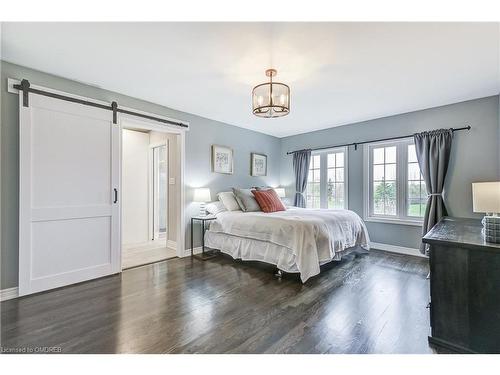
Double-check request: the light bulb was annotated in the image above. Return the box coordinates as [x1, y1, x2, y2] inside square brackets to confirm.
[280, 94, 286, 105]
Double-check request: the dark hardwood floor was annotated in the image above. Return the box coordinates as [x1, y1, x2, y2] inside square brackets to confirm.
[1, 249, 435, 354]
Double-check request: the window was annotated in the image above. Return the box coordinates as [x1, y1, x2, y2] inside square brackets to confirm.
[306, 148, 348, 209]
[372, 146, 397, 216]
[327, 152, 346, 209]
[306, 154, 321, 208]
[407, 144, 427, 218]
[364, 139, 426, 225]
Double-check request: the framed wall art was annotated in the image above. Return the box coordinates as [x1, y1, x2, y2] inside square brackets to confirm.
[211, 145, 234, 174]
[251, 153, 267, 176]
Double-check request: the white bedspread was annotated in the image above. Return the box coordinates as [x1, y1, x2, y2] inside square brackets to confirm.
[206, 208, 370, 282]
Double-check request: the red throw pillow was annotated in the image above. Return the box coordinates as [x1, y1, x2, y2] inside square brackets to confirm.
[251, 189, 286, 213]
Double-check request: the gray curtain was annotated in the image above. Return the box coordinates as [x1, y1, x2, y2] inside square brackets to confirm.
[292, 150, 311, 207]
[414, 128, 453, 254]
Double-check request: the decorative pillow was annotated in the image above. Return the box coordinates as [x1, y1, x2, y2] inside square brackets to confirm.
[232, 188, 262, 212]
[217, 191, 241, 211]
[255, 187, 286, 202]
[251, 189, 286, 213]
[205, 201, 227, 215]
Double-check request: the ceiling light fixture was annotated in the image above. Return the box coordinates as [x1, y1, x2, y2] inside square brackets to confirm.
[252, 69, 290, 118]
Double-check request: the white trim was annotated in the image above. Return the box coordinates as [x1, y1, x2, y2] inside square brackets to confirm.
[119, 116, 186, 261]
[343, 146, 349, 209]
[167, 240, 177, 249]
[179, 130, 186, 258]
[186, 243, 426, 259]
[311, 146, 346, 154]
[181, 246, 203, 257]
[363, 144, 370, 219]
[371, 242, 426, 258]
[0, 287, 19, 301]
[364, 217, 423, 227]
[149, 141, 167, 149]
[148, 143, 154, 241]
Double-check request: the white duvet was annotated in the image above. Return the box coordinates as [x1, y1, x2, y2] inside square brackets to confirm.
[206, 208, 370, 282]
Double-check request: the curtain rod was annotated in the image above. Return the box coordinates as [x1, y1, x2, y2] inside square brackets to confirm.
[286, 125, 471, 155]
[13, 79, 189, 128]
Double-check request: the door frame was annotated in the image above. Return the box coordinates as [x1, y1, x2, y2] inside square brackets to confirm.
[149, 141, 168, 242]
[9, 78, 188, 281]
[118, 116, 186, 262]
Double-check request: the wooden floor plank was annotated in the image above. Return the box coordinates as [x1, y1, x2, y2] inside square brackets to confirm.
[0, 250, 435, 354]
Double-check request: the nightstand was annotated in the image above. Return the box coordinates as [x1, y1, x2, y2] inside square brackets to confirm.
[190, 215, 217, 260]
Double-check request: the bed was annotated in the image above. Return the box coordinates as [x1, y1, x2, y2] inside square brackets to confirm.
[204, 207, 370, 282]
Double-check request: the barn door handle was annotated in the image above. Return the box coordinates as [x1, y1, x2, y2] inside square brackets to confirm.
[113, 188, 118, 204]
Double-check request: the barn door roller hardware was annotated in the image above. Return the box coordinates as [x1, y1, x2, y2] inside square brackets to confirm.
[13, 79, 188, 128]
[111, 101, 118, 124]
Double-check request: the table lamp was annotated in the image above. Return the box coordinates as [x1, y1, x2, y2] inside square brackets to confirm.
[274, 188, 286, 198]
[193, 188, 211, 217]
[472, 182, 500, 243]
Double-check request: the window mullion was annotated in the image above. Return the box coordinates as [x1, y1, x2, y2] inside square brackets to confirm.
[397, 142, 407, 220]
[404, 140, 410, 220]
[344, 147, 349, 210]
[368, 146, 374, 217]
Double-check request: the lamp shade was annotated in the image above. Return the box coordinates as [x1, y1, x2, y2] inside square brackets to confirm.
[193, 188, 211, 203]
[274, 188, 286, 198]
[472, 182, 500, 213]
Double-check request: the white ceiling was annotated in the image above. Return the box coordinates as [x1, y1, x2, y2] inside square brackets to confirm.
[1, 22, 499, 137]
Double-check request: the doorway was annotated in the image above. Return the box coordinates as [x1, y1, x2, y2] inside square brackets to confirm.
[121, 128, 177, 269]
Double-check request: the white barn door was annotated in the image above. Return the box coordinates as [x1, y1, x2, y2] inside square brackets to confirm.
[19, 93, 120, 296]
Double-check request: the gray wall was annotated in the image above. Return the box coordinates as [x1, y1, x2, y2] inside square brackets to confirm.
[280, 96, 500, 249]
[0, 61, 281, 289]
[2, 59, 499, 290]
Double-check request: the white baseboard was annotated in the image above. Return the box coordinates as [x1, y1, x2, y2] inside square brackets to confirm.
[181, 246, 203, 257]
[183, 243, 425, 259]
[371, 242, 426, 258]
[167, 240, 177, 250]
[0, 287, 19, 301]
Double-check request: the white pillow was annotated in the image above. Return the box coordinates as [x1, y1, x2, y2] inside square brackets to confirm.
[205, 201, 227, 215]
[217, 191, 241, 211]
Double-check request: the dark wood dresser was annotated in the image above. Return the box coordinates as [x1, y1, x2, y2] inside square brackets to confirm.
[423, 217, 500, 353]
